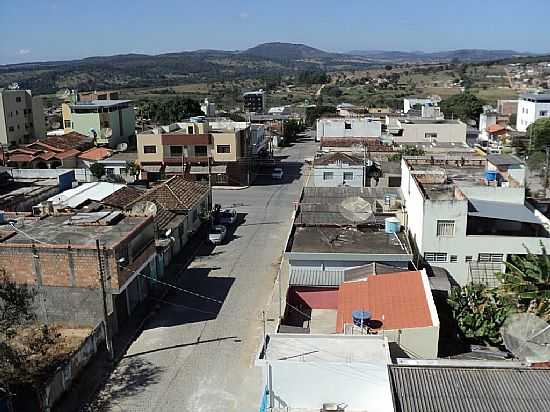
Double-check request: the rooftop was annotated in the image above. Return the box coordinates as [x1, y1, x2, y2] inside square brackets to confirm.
[519, 92, 550, 101]
[3, 213, 150, 248]
[401, 118, 463, 125]
[313, 152, 363, 167]
[78, 147, 113, 161]
[290, 226, 410, 256]
[48, 182, 126, 209]
[101, 186, 143, 209]
[336, 271, 435, 332]
[389, 365, 550, 412]
[487, 153, 524, 166]
[70, 99, 131, 109]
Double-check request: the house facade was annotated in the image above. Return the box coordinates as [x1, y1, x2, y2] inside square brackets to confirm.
[313, 152, 364, 187]
[516, 92, 550, 132]
[393, 119, 467, 144]
[316, 117, 382, 142]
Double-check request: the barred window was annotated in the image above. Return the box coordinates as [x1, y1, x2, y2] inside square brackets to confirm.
[437, 220, 455, 237]
[424, 252, 447, 263]
[478, 253, 504, 263]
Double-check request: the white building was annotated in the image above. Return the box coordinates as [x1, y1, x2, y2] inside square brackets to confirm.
[267, 105, 291, 115]
[313, 152, 365, 187]
[257, 334, 395, 412]
[316, 117, 382, 142]
[400, 154, 550, 286]
[393, 118, 467, 144]
[403, 96, 439, 114]
[516, 92, 550, 132]
[200, 98, 216, 117]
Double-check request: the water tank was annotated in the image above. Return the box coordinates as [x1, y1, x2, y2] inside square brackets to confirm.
[352, 310, 372, 327]
[485, 170, 498, 181]
[385, 217, 401, 233]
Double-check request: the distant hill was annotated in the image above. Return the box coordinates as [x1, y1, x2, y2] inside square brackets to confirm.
[242, 42, 333, 60]
[348, 49, 534, 62]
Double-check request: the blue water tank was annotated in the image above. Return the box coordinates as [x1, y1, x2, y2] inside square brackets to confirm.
[485, 170, 498, 181]
[352, 310, 372, 327]
[385, 217, 401, 234]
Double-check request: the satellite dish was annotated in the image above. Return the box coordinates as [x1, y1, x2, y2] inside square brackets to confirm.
[339, 197, 373, 223]
[129, 201, 157, 217]
[116, 142, 128, 152]
[56, 89, 71, 100]
[52, 121, 61, 129]
[103, 128, 113, 138]
[500, 313, 550, 362]
[89, 128, 97, 139]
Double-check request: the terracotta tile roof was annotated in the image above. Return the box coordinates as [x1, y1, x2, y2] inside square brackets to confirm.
[314, 152, 363, 166]
[336, 271, 433, 332]
[487, 124, 506, 134]
[101, 186, 143, 209]
[27, 132, 93, 151]
[78, 147, 113, 161]
[131, 176, 209, 211]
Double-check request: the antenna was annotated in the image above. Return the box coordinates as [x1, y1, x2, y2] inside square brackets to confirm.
[500, 313, 550, 362]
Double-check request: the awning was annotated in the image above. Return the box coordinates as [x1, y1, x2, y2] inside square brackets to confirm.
[141, 165, 162, 172]
[189, 165, 227, 174]
[468, 199, 542, 224]
[164, 165, 186, 174]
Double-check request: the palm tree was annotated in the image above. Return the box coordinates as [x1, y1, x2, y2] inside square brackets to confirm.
[497, 245, 550, 321]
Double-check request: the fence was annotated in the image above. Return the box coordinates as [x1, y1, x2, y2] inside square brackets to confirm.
[40, 323, 105, 411]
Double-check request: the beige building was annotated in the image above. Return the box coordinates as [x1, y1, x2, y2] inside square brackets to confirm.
[393, 118, 467, 144]
[0, 89, 46, 146]
[137, 121, 255, 185]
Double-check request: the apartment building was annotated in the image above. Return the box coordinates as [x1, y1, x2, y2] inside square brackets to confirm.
[403, 96, 440, 114]
[400, 154, 550, 286]
[0, 89, 46, 145]
[62, 94, 135, 147]
[243, 90, 266, 113]
[516, 92, 550, 132]
[137, 120, 256, 185]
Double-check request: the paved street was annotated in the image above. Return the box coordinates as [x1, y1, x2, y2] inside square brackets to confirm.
[90, 136, 317, 412]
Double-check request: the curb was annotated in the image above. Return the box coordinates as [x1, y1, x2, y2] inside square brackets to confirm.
[212, 185, 250, 190]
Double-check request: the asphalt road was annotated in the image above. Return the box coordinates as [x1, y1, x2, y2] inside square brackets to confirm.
[91, 135, 317, 412]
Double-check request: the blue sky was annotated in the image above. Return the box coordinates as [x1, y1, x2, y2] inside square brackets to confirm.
[1, 0, 549, 64]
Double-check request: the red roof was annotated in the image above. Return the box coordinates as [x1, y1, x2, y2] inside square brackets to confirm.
[295, 288, 339, 309]
[336, 271, 433, 332]
[487, 124, 506, 134]
[78, 147, 113, 161]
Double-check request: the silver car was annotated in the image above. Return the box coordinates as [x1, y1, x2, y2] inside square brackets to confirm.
[219, 209, 238, 226]
[208, 225, 227, 245]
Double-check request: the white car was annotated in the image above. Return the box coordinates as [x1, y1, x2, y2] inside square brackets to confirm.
[219, 209, 238, 226]
[272, 167, 284, 179]
[208, 225, 227, 245]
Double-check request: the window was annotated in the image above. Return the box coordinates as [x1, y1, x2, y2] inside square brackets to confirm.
[424, 252, 447, 263]
[216, 174, 228, 184]
[105, 167, 115, 176]
[194, 145, 207, 156]
[425, 132, 438, 140]
[344, 122, 352, 130]
[8, 126, 14, 132]
[187, 125, 194, 134]
[540, 110, 548, 116]
[478, 253, 504, 263]
[450, 255, 458, 263]
[15, 110, 18, 115]
[170, 145, 183, 156]
[343, 172, 354, 181]
[437, 220, 455, 237]
[217, 145, 231, 154]
[465, 256, 473, 262]
[15, 97, 21, 103]
[64, 120, 71, 128]
[143, 145, 157, 154]
[323, 171, 334, 180]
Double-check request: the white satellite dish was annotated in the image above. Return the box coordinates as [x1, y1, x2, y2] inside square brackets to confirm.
[55, 89, 71, 100]
[116, 142, 128, 152]
[51, 121, 61, 129]
[500, 313, 550, 362]
[103, 128, 113, 138]
[339, 197, 373, 223]
[89, 128, 97, 140]
[129, 201, 157, 217]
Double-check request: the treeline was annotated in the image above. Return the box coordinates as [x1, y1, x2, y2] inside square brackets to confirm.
[138, 97, 203, 125]
[295, 70, 330, 85]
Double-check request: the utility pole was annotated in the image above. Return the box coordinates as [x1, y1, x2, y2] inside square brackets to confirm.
[363, 140, 368, 187]
[545, 146, 550, 197]
[96, 239, 114, 361]
[262, 310, 274, 409]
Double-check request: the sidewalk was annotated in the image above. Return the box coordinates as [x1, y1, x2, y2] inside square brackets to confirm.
[53, 227, 208, 412]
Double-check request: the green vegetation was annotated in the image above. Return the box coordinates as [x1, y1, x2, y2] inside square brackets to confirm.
[321, 85, 343, 98]
[0, 271, 62, 385]
[139, 97, 203, 125]
[295, 70, 330, 85]
[387, 145, 426, 161]
[90, 163, 106, 179]
[283, 119, 306, 141]
[305, 105, 337, 126]
[125, 161, 141, 178]
[527, 118, 550, 151]
[448, 246, 550, 347]
[440, 92, 484, 123]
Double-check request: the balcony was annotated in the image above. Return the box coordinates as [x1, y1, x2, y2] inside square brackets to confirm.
[164, 155, 210, 164]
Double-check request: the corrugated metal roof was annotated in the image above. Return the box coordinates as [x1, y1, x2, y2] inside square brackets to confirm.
[389, 366, 550, 412]
[468, 199, 542, 224]
[289, 267, 344, 287]
[48, 182, 125, 209]
[487, 154, 523, 166]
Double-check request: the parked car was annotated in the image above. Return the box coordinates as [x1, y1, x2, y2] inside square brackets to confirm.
[272, 167, 284, 179]
[219, 209, 238, 226]
[208, 225, 227, 245]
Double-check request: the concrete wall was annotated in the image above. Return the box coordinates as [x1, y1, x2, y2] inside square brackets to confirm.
[401, 158, 426, 251]
[212, 132, 238, 162]
[137, 133, 164, 163]
[313, 164, 364, 187]
[382, 325, 440, 359]
[268, 361, 394, 411]
[316, 118, 382, 140]
[517, 100, 550, 132]
[396, 121, 467, 143]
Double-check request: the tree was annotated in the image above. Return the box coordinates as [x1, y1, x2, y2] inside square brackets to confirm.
[0, 272, 62, 386]
[284, 120, 305, 141]
[138, 97, 203, 125]
[497, 246, 550, 321]
[305, 105, 337, 127]
[125, 161, 141, 178]
[527, 118, 550, 151]
[296, 71, 329, 85]
[448, 283, 512, 346]
[90, 163, 105, 180]
[387, 145, 426, 161]
[440, 92, 484, 123]
[321, 86, 343, 98]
